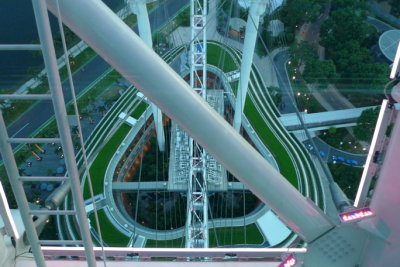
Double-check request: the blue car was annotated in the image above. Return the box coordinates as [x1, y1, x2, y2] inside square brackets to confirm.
[351, 160, 358, 166]
[337, 156, 345, 162]
[319, 151, 325, 157]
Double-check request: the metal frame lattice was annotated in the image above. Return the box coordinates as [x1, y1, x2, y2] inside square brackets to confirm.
[185, 0, 209, 249]
[0, 1, 96, 266]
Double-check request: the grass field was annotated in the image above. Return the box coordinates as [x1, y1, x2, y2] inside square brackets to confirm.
[207, 43, 238, 72]
[146, 237, 185, 248]
[244, 99, 298, 187]
[209, 223, 264, 247]
[83, 123, 131, 198]
[89, 209, 130, 246]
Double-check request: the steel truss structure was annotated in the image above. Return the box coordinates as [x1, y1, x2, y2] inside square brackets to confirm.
[185, 0, 209, 249]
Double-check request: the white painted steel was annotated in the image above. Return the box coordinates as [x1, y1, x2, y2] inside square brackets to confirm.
[7, 138, 60, 143]
[233, 0, 268, 131]
[0, 112, 46, 267]
[41, 246, 307, 257]
[0, 94, 52, 100]
[32, 1, 97, 266]
[128, 0, 166, 151]
[0, 182, 19, 239]
[354, 100, 389, 207]
[0, 44, 41, 50]
[390, 41, 400, 78]
[46, 0, 334, 242]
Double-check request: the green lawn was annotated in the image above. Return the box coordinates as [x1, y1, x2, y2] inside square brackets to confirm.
[207, 43, 238, 72]
[209, 223, 264, 247]
[131, 102, 149, 119]
[83, 123, 131, 198]
[88, 209, 130, 246]
[146, 237, 185, 248]
[245, 98, 298, 187]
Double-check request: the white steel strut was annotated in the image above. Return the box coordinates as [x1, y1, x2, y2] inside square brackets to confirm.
[127, 0, 166, 151]
[233, 0, 268, 132]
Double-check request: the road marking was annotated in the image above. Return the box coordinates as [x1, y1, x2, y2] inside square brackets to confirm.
[11, 123, 30, 138]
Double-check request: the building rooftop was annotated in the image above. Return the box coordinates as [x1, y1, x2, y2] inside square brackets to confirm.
[378, 29, 400, 62]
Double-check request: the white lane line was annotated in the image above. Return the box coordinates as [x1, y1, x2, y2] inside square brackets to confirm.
[10, 123, 30, 138]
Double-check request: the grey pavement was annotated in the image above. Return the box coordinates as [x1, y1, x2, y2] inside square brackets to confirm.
[22, 105, 105, 176]
[273, 50, 298, 114]
[278, 105, 399, 131]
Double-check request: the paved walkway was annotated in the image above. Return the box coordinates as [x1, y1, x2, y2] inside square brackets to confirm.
[280, 104, 400, 131]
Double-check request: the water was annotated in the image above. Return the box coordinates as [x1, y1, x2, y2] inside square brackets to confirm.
[0, 0, 123, 91]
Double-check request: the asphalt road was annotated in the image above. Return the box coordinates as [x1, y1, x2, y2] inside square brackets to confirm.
[366, 16, 394, 32]
[368, 0, 400, 29]
[273, 50, 298, 114]
[304, 138, 366, 167]
[6, 0, 188, 142]
[273, 49, 367, 166]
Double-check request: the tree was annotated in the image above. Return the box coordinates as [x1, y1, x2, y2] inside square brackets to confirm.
[329, 41, 372, 73]
[329, 163, 362, 200]
[320, 9, 371, 52]
[280, 0, 323, 32]
[354, 107, 379, 142]
[331, 0, 367, 11]
[328, 127, 337, 134]
[390, 0, 400, 17]
[303, 59, 337, 86]
[289, 41, 318, 68]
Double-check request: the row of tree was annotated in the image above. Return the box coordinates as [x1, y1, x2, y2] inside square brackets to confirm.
[320, 0, 389, 93]
[280, 0, 328, 33]
[287, 0, 389, 97]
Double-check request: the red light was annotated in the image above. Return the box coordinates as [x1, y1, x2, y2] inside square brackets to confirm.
[339, 208, 375, 222]
[278, 255, 296, 267]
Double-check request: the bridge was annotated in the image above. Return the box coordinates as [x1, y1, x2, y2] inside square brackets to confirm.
[279, 104, 400, 131]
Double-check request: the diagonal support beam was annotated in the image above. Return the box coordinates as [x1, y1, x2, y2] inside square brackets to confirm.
[46, 0, 334, 242]
[233, 0, 268, 132]
[128, 0, 165, 151]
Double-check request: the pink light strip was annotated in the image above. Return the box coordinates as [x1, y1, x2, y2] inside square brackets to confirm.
[278, 255, 296, 267]
[339, 208, 375, 222]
